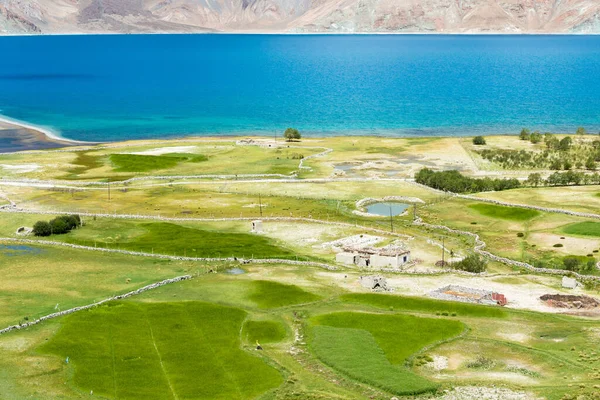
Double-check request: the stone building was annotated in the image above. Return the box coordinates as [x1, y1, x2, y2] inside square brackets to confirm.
[335, 246, 410, 269]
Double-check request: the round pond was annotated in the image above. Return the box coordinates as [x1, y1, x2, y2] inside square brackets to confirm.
[365, 202, 409, 216]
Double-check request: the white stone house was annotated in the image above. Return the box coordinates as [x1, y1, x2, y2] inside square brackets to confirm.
[336, 246, 410, 269]
[251, 220, 263, 233]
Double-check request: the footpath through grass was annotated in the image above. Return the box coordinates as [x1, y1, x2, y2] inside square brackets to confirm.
[341, 293, 507, 318]
[310, 312, 464, 395]
[40, 302, 282, 400]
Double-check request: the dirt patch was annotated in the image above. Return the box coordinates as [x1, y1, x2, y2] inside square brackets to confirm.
[436, 385, 537, 400]
[540, 294, 600, 309]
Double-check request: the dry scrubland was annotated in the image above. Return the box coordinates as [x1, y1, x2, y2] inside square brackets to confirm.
[1, 136, 600, 400]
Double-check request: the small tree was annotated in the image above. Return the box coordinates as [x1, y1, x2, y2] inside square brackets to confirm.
[586, 157, 597, 171]
[519, 128, 531, 140]
[526, 172, 543, 187]
[559, 136, 572, 151]
[452, 254, 487, 273]
[472, 136, 486, 145]
[49, 218, 69, 235]
[33, 221, 52, 237]
[283, 128, 301, 142]
[576, 127, 587, 135]
[530, 131, 542, 144]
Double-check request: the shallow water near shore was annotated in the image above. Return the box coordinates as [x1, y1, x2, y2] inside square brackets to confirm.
[0, 34, 599, 142]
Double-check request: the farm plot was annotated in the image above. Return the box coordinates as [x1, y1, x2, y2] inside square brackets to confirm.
[40, 301, 283, 400]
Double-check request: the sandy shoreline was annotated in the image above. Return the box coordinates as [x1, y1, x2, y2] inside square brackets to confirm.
[0, 115, 93, 145]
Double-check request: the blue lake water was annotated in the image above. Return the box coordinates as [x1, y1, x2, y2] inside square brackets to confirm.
[0, 34, 599, 142]
[366, 202, 409, 216]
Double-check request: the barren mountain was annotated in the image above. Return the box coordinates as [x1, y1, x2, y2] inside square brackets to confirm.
[1, 0, 599, 34]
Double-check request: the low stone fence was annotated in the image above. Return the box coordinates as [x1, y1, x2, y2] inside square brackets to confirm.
[413, 218, 600, 283]
[0, 275, 191, 336]
[0, 237, 338, 271]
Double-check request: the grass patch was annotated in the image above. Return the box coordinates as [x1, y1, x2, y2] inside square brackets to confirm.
[242, 320, 287, 344]
[562, 221, 600, 237]
[109, 153, 207, 172]
[40, 302, 282, 399]
[64, 151, 103, 178]
[310, 312, 464, 395]
[469, 203, 540, 221]
[341, 293, 507, 318]
[249, 280, 321, 309]
[66, 222, 297, 259]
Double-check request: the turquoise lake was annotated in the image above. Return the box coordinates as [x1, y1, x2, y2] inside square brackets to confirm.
[0, 34, 599, 142]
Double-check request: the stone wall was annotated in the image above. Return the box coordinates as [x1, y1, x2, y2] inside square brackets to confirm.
[0, 275, 191, 336]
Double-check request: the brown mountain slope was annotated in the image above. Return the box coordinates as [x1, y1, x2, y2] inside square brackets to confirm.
[0, 0, 599, 34]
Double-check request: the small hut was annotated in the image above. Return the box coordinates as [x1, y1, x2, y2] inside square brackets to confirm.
[251, 220, 263, 233]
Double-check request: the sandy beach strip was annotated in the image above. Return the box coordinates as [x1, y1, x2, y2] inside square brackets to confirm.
[0, 115, 98, 145]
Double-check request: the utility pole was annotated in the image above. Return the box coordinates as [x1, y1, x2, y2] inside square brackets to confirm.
[441, 236, 445, 265]
[259, 193, 263, 218]
[389, 205, 394, 233]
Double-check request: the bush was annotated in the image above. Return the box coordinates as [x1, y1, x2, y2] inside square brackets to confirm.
[452, 254, 487, 273]
[50, 218, 69, 234]
[553, 243, 564, 247]
[283, 128, 301, 142]
[415, 168, 520, 194]
[33, 221, 52, 237]
[472, 136, 486, 145]
[33, 215, 80, 236]
[517, 232, 525, 237]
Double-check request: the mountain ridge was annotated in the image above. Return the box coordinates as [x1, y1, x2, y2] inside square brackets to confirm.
[1, 0, 599, 35]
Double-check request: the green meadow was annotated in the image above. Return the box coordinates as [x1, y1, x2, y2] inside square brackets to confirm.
[468, 203, 540, 221]
[110, 153, 208, 172]
[248, 280, 322, 308]
[40, 302, 283, 400]
[310, 312, 464, 395]
[562, 221, 600, 237]
[341, 293, 507, 318]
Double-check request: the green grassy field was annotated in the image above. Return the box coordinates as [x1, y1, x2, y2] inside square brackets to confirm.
[310, 312, 464, 395]
[249, 280, 322, 308]
[242, 320, 287, 344]
[63, 221, 300, 259]
[562, 221, 600, 237]
[469, 203, 540, 221]
[110, 153, 208, 172]
[341, 293, 507, 318]
[40, 301, 283, 400]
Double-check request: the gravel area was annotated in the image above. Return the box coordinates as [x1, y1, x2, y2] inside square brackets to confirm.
[435, 386, 537, 400]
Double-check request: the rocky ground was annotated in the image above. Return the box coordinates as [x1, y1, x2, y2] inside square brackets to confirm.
[1, 0, 599, 34]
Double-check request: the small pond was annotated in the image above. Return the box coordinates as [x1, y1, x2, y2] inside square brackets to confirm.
[365, 202, 410, 216]
[0, 244, 42, 256]
[225, 267, 246, 275]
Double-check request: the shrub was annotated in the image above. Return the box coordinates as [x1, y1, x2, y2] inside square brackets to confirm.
[33, 221, 52, 237]
[519, 128, 531, 141]
[49, 218, 69, 234]
[553, 243, 564, 247]
[517, 232, 525, 237]
[283, 128, 301, 142]
[472, 136, 486, 145]
[415, 168, 520, 194]
[452, 254, 487, 273]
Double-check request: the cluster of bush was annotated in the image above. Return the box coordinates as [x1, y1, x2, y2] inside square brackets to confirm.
[451, 254, 487, 273]
[478, 131, 600, 171]
[526, 171, 600, 187]
[33, 215, 81, 237]
[532, 255, 596, 274]
[415, 168, 521, 193]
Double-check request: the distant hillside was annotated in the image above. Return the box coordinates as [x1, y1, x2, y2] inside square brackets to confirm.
[1, 0, 599, 34]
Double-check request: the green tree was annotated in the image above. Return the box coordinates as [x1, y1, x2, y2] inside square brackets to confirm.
[576, 127, 587, 135]
[530, 131, 542, 144]
[526, 172, 543, 187]
[586, 157, 597, 171]
[49, 218, 69, 235]
[452, 254, 487, 273]
[283, 128, 301, 142]
[519, 128, 531, 140]
[33, 221, 52, 237]
[472, 136, 486, 145]
[559, 136, 572, 151]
